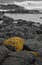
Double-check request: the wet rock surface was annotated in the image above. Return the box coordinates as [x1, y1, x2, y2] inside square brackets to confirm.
[0, 15, 42, 65]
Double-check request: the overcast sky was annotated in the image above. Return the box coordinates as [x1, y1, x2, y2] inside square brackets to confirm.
[0, 0, 42, 3]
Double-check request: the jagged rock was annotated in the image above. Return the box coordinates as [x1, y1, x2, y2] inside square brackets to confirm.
[36, 34, 42, 41]
[0, 25, 3, 28]
[0, 38, 5, 44]
[27, 21, 34, 27]
[14, 30, 25, 38]
[17, 19, 28, 25]
[13, 26, 25, 32]
[2, 51, 35, 65]
[0, 46, 10, 64]
[0, 32, 6, 38]
[25, 39, 42, 55]
[39, 24, 42, 30]
[35, 58, 42, 65]
[21, 24, 29, 30]
[37, 48, 42, 57]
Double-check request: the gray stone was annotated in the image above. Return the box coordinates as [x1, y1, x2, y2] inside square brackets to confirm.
[0, 46, 10, 64]
[2, 51, 35, 65]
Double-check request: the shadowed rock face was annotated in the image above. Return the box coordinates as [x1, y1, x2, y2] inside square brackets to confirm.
[0, 14, 42, 65]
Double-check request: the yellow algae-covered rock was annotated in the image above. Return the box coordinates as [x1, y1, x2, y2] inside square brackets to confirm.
[3, 37, 25, 52]
[32, 51, 39, 57]
[27, 51, 39, 57]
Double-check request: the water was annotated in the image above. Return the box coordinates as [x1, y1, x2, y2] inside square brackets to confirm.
[5, 13, 42, 24]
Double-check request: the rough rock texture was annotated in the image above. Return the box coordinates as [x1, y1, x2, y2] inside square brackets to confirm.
[0, 15, 42, 65]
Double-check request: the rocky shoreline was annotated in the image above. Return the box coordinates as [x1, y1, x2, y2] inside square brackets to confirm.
[0, 13, 42, 65]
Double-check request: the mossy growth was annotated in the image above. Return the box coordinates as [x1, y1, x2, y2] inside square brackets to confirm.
[32, 51, 39, 57]
[3, 37, 25, 52]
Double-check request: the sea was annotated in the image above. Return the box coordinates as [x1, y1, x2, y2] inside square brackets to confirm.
[5, 13, 42, 24]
